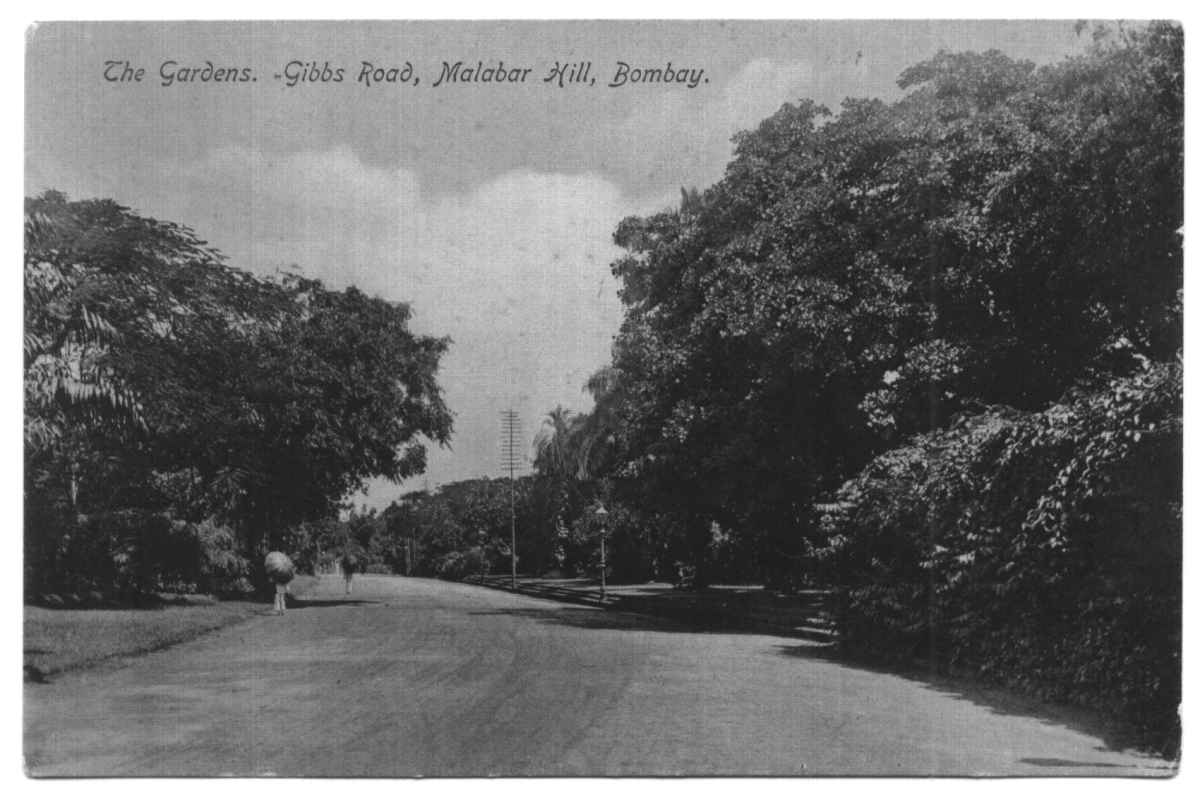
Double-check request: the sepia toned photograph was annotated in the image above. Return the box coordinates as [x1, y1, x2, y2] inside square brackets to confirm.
[22, 19, 1182, 777]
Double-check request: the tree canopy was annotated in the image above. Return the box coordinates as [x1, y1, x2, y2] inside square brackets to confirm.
[25, 191, 453, 591]
[588, 23, 1182, 579]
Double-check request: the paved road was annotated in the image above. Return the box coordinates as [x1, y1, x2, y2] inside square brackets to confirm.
[25, 575, 1175, 777]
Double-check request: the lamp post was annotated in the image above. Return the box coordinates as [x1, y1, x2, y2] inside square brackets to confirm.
[595, 503, 608, 602]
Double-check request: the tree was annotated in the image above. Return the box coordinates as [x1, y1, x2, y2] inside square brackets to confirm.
[533, 406, 580, 478]
[572, 367, 629, 483]
[597, 23, 1182, 587]
[24, 193, 454, 592]
[167, 277, 454, 554]
[24, 192, 298, 450]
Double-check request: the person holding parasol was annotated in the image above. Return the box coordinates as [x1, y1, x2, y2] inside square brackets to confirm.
[264, 551, 296, 614]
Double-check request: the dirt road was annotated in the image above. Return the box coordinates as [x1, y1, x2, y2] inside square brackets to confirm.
[24, 575, 1175, 776]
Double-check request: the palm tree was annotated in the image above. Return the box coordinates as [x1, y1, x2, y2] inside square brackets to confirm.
[533, 406, 582, 554]
[532, 405, 578, 475]
[572, 366, 626, 482]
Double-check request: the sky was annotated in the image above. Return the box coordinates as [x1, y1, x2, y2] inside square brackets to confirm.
[25, 20, 1092, 507]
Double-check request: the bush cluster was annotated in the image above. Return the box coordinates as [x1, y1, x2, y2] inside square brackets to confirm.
[26, 513, 253, 600]
[815, 361, 1181, 754]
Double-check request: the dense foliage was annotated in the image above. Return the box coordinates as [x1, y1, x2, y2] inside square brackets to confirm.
[369, 477, 549, 579]
[590, 24, 1182, 585]
[816, 361, 1181, 751]
[25, 192, 452, 596]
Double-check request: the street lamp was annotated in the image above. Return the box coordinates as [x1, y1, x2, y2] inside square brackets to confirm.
[594, 502, 608, 602]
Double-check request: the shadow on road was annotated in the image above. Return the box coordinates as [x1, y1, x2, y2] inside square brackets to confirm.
[774, 641, 1168, 762]
[286, 598, 378, 610]
[24, 666, 50, 684]
[1019, 757, 1125, 768]
[472, 603, 1169, 765]
[469, 605, 793, 636]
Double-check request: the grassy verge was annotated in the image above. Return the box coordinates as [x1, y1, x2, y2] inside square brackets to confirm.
[25, 576, 318, 679]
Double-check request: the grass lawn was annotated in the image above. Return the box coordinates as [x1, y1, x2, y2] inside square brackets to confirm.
[25, 576, 318, 679]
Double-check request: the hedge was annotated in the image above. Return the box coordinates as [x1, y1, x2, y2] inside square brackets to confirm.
[815, 361, 1181, 756]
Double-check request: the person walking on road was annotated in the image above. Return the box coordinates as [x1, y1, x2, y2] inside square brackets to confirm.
[341, 552, 358, 595]
[264, 551, 296, 615]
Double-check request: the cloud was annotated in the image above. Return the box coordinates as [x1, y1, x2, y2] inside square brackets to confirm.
[169, 146, 638, 501]
[199, 145, 418, 211]
[718, 59, 817, 130]
[604, 58, 817, 191]
[26, 58, 819, 506]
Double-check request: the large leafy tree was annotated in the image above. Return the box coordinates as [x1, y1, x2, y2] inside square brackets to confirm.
[123, 275, 454, 551]
[24, 192, 284, 453]
[598, 23, 1181, 585]
[25, 191, 298, 584]
[25, 192, 454, 586]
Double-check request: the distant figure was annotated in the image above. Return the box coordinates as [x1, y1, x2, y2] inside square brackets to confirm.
[264, 551, 296, 615]
[341, 553, 358, 595]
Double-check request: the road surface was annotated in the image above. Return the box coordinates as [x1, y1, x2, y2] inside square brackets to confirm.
[24, 575, 1175, 777]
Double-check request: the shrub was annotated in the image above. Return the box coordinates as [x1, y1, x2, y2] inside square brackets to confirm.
[194, 519, 252, 596]
[27, 512, 253, 599]
[816, 361, 1181, 755]
[434, 546, 489, 580]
